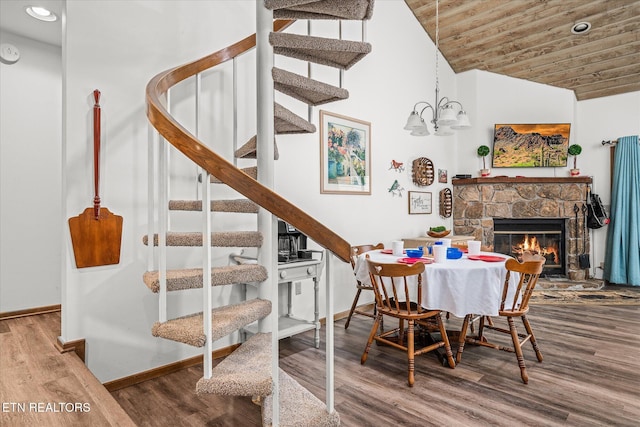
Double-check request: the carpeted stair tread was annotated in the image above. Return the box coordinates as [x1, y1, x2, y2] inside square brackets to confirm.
[152, 299, 272, 347]
[169, 199, 259, 213]
[262, 368, 340, 427]
[270, 32, 371, 70]
[196, 332, 273, 397]
[274, 103, 316, 134]
[143, 231, 263, 248]
[235, 136, 279, 160]
[266, 0, 374, 20]
[143, 264, 268, 293]
[273, 67, 348, 106]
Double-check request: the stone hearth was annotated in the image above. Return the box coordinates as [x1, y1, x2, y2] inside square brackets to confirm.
[452, 177, 592, 280]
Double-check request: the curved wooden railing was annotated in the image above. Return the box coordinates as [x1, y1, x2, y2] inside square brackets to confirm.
[145, 20, 351, 263]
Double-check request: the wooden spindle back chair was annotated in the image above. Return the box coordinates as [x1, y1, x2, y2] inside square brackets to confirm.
[456, 256, 545, 384]
[361, 256, 455, 387]
[344, 243, 384, 329]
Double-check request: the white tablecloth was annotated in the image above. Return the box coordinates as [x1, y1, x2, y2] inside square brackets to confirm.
[354, 250, 519, 317]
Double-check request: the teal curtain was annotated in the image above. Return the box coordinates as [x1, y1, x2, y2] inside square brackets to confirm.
[604, 135, 640, 286]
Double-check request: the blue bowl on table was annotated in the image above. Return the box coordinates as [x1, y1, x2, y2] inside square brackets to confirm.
[446, 247, 463, 259]
[405, 248, 424, 258]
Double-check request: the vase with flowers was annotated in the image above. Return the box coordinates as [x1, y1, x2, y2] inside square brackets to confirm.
[327, 127, 346, 179]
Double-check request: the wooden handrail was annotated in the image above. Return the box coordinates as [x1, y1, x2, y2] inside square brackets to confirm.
[145, 20, 351, 263]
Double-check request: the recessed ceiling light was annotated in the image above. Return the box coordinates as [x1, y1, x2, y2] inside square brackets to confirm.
[25, 6, 58, 22]
[571, 21, 591, 35]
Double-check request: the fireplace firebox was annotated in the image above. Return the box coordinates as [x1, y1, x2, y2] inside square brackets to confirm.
[493, 218, 566, 276]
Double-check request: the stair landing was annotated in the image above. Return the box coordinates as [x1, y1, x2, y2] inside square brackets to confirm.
[262, 369, 340, 427]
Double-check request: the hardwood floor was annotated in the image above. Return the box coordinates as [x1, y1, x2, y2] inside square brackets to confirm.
[2, 304, 639, 426]
[0, 312, 135, 427]
[113, 304, 640, 426]
[287, 305, 640, 427]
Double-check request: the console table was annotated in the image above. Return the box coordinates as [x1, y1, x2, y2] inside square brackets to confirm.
[403, 235, 475, 249]
[236, 254, 323, 348]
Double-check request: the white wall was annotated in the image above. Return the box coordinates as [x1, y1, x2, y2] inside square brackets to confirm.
[0, 31, 62, 312]
[456, 69, 576, 177]
[576, 91, 640, 277]
[62, 0, 259, 382]
[576, 91, 640, 197]
[273, 2, 462, 318]
[9, 0, 639, 382]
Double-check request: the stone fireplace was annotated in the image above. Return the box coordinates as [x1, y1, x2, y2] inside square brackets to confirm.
[452, 177, 592, 279]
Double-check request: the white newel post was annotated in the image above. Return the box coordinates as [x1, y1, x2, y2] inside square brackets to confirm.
[256, 3, 278, 425]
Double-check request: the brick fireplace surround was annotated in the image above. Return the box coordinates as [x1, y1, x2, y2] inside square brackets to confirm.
[452, 176, 592, 280]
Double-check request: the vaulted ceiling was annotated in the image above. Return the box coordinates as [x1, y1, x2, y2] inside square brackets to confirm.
[2, 0, 638, 101]
[404, 0, 640, 101]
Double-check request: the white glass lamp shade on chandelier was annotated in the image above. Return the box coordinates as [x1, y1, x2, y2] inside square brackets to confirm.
[404, 99, 471, 136]
[403, 0, 471, 137]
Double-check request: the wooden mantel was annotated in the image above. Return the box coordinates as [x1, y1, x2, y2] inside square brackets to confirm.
[452, 176, 592, 185]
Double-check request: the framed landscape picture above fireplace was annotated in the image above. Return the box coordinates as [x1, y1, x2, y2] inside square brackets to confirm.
[492, 123, 571, 168]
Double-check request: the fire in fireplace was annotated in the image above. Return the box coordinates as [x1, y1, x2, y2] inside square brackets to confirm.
[515, 235, 560, 264]
[493, 218, 566, 276]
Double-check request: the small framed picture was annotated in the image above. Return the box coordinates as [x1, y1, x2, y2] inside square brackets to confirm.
[408, 191, 432, 214]
[438, 169, 448, 183]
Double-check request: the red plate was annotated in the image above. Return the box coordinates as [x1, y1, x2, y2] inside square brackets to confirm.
[381, 249, 405, 254]
[467, 255, 506, 262]
[397, 257, 433, 264]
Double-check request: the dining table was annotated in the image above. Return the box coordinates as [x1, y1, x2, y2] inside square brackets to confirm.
[353, 248, 520, 318]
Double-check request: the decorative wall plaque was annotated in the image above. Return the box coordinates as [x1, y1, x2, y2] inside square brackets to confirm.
[439, 188, 452, 218]
[411, 157, 434, 186]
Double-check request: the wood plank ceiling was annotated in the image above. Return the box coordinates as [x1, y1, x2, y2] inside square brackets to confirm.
[404, 0, 640, 100]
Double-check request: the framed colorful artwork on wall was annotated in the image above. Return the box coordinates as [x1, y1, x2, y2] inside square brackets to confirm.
[320, 110, 371, 194]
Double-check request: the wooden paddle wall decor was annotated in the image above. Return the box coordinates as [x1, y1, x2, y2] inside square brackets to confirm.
[69, 90, 123, 268]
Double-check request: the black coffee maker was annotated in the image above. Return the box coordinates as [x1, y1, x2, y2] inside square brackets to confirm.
[278, 220, 309, 263]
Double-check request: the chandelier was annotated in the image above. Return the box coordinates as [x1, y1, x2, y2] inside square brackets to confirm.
[404, 0, 471, 136]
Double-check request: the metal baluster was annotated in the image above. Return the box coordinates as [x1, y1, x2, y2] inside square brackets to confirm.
[233, 58, 238, 167]
[325, 250, 335, 413]
[195, 72, 202, 199]
[158, 90, 171, 323]
[308, 20, 313, 122]
[147, 124, 157, 273]
[339, 20, 343, 88]
[158, 131, 168, 323]
[202, 170, 213, 379]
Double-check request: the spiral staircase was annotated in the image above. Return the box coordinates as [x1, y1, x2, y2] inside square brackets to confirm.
[143, 1, 374, 425]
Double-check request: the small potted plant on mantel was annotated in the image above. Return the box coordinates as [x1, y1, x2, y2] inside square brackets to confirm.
[568, 144, 582, 176]
[477, 145, 491, 177]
